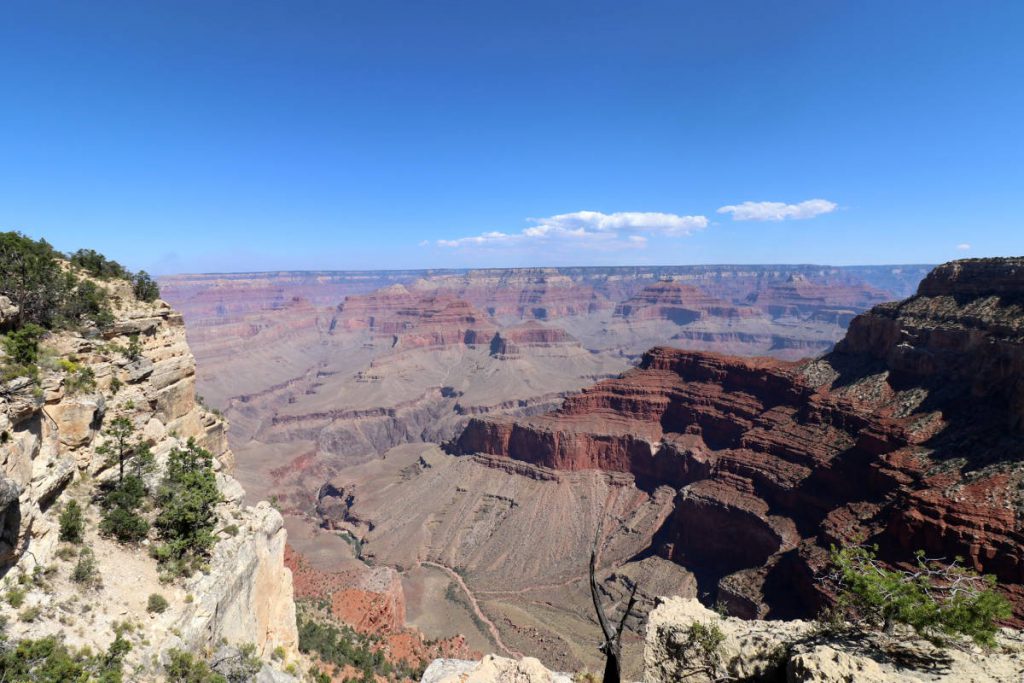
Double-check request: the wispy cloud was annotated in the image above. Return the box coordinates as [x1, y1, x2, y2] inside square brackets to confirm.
[956, 243, 971, 251]
[717, 199, 837, 222]
[437, 210, 708, 249]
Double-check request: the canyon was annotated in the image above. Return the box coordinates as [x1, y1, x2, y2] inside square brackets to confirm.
[160, 264, 929, 509]
[431, 257, 1024, 664]
[159, 263, 940, 674]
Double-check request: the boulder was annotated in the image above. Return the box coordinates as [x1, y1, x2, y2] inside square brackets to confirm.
[51, 394, 104, 448]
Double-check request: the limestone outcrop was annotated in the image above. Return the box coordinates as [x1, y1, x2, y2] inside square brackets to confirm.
[420, 655, 573, 683]
[0, 273, 299, 678]
[643, 597, 1024, 683]
[418, 596, 1024, 682]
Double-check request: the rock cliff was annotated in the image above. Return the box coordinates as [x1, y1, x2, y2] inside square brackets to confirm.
[0, 273, 299, 678]
[334, 287, 499, 350]
[642, 597, 1023, 683]
[420, 596, 1024, 682]
[452, 257, 1024, 622]
[613, 280, 762, 324]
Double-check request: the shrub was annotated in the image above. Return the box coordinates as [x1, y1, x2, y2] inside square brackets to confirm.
[63, 279, 114, 329]
[96, 414, 153, 486]
[71, 547, 100, 587]
[147, 593, 169, 614]
[98, 471, 150, 544]
[0, 232, 67, 329]
[125, 334, 143, 361]
[131, 271, 160, 303]
[0, 633, 128, 682]
[154, 439, 221, 573]
[55, 545, 77, 561]
[825, 545, 1013, 647]
[2, 323, 45, 365]
[298, 610, 390, 678]
[211, 643, 262, 683]
[687, 620, 726, 661]
[69, 248, 129, 280]
[63, 363, 96, 395]
[164, 649, 226, 683]
[0, 232, 147, 333]
[18, 605, 41, 622]
[5, 586, 26, 608]
[58, 500, 85, 543]
[99, 503, 149, 544]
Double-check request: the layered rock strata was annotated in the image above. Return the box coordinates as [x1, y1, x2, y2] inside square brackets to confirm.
[0, 276, 298, 676]
[452, 257, 1024, 621]
[613, 280, 762, 324]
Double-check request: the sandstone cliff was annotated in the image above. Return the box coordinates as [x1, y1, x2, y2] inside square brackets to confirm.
[0, 275, 299, 679]
[451, 257, 1024, 623]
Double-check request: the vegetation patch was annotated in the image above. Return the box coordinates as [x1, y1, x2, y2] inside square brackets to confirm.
[152, 439, 222, 577]
[822, 544, 1012, 648]
[0, 629, 130, 682]
[58, 500, 85, 544]
[297, 600, 426, 683]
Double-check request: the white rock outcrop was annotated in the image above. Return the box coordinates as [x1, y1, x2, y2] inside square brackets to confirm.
[0, 280, 299, 678]
[643, 597, 1024, 683]
[421, 655, 574, 683]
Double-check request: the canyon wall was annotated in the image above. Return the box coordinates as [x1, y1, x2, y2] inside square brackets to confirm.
[451, 257, 1024, 623]
[159, 264, 930, 510]
[0, 276, 298, 678]
[156, 263, 933, 674]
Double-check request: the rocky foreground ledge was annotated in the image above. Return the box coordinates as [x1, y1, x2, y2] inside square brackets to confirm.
[0, 271, 299, 679]
[421, 597, 1024, 682]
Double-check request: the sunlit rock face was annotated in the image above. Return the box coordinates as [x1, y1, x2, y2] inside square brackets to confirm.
[155, 263, 934, 673]
[0, 275, 298, 675]
[452, 258, 1024, 623]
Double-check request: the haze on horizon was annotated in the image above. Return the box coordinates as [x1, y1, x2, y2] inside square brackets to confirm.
[2, 1, 1022, 274]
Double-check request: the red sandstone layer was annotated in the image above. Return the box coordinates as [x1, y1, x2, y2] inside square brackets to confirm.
[614, 280, 762, 324]
[451, 258, 1024, 621]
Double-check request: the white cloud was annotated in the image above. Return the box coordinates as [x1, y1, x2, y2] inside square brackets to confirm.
[716, 199, 837, 222]
[437, 231, 517, 248]
[956, 243, 971, 251]
[436, 210, 708, 249]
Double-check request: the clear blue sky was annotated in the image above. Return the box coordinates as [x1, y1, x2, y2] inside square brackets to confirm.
[2, 1, 1022, 273]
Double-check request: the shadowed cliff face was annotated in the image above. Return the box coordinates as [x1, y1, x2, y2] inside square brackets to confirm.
[452, 257, 1024, 622]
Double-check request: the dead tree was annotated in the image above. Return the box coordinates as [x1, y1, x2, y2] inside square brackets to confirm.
[589, 524, 638, 683]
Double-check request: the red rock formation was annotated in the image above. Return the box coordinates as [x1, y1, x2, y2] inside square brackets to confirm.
[335, 287, 498, 349]
[285, 544, 476, 679]
[614, 280, 761, 324]
[408, 269, 609, 320]
[745, 273, 891, 322]
[452, 258, 1024, 622]
[488, 321, 578, 357]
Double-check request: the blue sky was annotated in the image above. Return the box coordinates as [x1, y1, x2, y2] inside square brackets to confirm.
[1, 1, 1022, 273]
